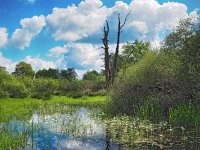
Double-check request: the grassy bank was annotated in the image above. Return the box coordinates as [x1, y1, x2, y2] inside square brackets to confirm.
[0, 96, 106, 122]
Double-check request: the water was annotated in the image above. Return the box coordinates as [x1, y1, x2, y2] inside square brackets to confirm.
[1, 107, 200, 150]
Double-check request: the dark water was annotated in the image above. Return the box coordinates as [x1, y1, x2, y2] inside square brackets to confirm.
[1, 107, 200, 150]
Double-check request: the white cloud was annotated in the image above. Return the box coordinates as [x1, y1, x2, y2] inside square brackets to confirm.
[48, 45, 68, 57]
[46, 0, 110, 41]
[45, 0, 188, 43]
[0, 53, 56, 73]
[0, 53, 16, 72]
[11, 15, 46, 50]
[111, 0, 188, 41]
[75, 69, 87, 79]
[150, 39, 162, 49]
[57, 43, 103, 71]
[0, 27, 8, 49]
[24, 56, 56, 71]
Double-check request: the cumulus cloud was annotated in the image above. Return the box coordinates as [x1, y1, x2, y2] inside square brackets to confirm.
[46, 0, 110, 41]
[0, 27, 8, 49]
[0, 53, 16, 72]
[110, 0, 188, 42]
[24, 56, 56, 71]
[48, 45, 68, 57]
[46, 0, 188, 43]
[0, 53, 56, 73]
[56, 43, 103, 71]
[11, 15, 46, 50]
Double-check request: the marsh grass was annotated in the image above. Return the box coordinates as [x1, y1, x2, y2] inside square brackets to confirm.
[169, 102, 200, 131]
[0, 96, 106, 122]
[105, 115, 200, 149]
[1, 96, 200, 149]
[135, 98, 162, 122]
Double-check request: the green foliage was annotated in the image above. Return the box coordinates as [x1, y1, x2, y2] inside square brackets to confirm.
[0, 66, 7, 73]
[4, 81, 29, 98]
[60, 68, 77, 79]
[36, 68, 60, 79]
[57, 79, 81, 95]
[31, 78, 59, 99]
[36, 68, 77, 79]
[136, 97, 162, 121]
[108, 16, 200, 117]
[83, 70, 99, 80]
[109, 51, 181, 115]
[169, 102, 200, 130]
[0, 72, 29, 98]
[122, 40, 151, 64]
[12, 61, 35, 78]
[0, 72, 11, 98]
[163, 15, 200, 102]
[116, 40, 151, 73]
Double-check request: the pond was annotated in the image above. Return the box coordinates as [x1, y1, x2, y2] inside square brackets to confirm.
[1, 107, 200, 150]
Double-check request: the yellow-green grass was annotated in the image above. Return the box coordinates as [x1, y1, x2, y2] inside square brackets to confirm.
[0, 96, 106, 122]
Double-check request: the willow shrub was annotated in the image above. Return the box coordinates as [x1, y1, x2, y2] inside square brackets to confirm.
[0, 72, 29, 98]
[108, 51, 181, 117]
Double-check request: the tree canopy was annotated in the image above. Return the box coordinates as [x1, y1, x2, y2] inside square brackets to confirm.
[12, 61, 35, 78]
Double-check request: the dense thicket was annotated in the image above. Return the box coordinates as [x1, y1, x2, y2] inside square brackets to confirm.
[109, 16, 200, 117]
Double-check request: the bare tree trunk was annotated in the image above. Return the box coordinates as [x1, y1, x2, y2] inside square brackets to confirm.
[111, 12, 131, 85]
[102, 11, 131, 88]
[102, 21, 111, 88]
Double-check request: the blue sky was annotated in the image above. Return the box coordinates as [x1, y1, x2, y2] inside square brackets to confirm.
[0, 0, 199, 77]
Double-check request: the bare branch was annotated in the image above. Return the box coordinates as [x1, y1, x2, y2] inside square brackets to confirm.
[106, 20, 109, 33]
[120, 10, 132, 29]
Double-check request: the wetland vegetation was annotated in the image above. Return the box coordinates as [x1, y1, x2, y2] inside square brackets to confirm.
[0, 11, 200, 150]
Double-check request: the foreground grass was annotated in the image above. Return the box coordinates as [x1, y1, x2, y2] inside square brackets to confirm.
[0, 96, 106, 122]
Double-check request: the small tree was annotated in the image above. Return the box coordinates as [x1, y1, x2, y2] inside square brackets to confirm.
[60, 68, 77, 80]
[13, 61, 35, 78]
[0, 66, 7, 73]
[83, 70, 99, 81]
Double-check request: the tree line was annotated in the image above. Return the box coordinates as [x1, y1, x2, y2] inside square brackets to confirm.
[0, 63, 106, 99]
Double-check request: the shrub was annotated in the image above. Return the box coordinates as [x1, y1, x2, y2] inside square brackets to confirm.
[31, 78, 58, 99]
[0, 72, 29, 98]
[108, 51, 181, 116]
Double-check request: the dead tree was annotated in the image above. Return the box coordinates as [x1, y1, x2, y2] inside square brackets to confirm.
[102, 11, 131, 88]
[102, 21, 111, 88]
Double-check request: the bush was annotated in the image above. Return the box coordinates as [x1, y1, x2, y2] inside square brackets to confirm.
[31, 78, 58, 99]
[56, 79, 81, 95]
[0, 72, 29, 98]
[109, 51, 181, 116]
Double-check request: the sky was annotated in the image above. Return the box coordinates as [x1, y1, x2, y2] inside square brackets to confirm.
[0, 0, 199, 77]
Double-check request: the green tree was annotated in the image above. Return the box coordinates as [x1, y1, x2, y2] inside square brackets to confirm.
[83, 70, 99, 80]
[13, 61, 35, 78]
[36, 68, 60, 79]
[31, 78, 58, 99]
[0, 72, 29, 98]
[0, 66, 7, 73]
[163, 14, 200, 101]
[118, 40, 151, 73]
[60, 68, 77, 80]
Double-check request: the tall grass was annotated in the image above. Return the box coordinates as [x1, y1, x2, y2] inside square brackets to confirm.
[135, 97, 162, 121]
[169, 102, 200, 130]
